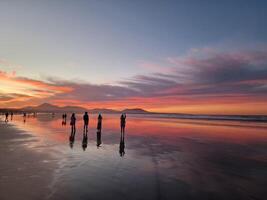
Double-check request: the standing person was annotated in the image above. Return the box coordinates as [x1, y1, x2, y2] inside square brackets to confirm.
[11, 112, 13, 121]
[62, 113, 65, 126]
[23, 112, 26, 123]
[83, 112, 89, 132]
[70, 113, 76, 133]
[5, 112, 9, 122]
[97, 113, 102, 132]
[64, 113, 67, 124]
[120, 113, 126, 133]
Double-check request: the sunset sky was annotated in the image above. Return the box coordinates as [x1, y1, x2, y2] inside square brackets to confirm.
[1, 1, 267, 114]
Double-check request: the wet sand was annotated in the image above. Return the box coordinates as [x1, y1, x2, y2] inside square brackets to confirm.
[0, 114, 267, 200]
[0, 121, 55, 200]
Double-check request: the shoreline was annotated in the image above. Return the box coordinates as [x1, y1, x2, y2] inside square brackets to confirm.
[0, 121, 55, 200]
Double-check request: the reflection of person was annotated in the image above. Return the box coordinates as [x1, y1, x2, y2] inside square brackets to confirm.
[82, 132, 88, 151]
[69, 128, 76, 149]
[120, 113, 126, 133]
[119, 131, 125, 157]
[70, 113, 76, 133]
[97, 130, 102, 148]
[5, 112, 9, 122]
[97, 113, 102, 132]
[83, 112, 89, 132]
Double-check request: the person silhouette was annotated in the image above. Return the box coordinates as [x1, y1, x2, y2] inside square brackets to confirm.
[119, 131, 125, 157]
[62, 113, 66, 126]
[23, 112, 26, 123]
[11, 112, 13, 121]
[83, 112, 89, 132]
[120, 113, 126, 134]
[97, 113, 102, 132]
[5, 112, 9, 122]
[64, 113, 67, 125]
[70, 113, 76, 133]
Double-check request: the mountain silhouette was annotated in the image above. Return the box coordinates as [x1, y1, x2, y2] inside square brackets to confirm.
[122, 108, 148, 114]
[22, 103, 86, 113]
[21, 103, 149, 114]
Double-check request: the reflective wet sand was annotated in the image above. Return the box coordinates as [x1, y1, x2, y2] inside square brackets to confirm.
[1, 114, 267, 200]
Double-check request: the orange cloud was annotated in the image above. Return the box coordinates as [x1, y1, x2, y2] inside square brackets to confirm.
[1, 47, 267, 115]
[0, 70, 73, 107]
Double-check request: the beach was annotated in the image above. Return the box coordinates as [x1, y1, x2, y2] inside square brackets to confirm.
[0, 121, 55, 200]
[0, 114, 267, 200]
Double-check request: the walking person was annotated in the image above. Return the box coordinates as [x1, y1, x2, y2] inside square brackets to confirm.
[83, 112, 89, 132]
[70, 113, 76, 133]
[11, 112, 13, 121]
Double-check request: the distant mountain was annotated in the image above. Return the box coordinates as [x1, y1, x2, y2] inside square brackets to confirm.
[20, 103, 150, 114]
[22, 103, 86, 113]
[89, 108, 119, 114]
[20, 103, 151, 114]
[122, 108, 149, 114]
[61, 106, 86, 113]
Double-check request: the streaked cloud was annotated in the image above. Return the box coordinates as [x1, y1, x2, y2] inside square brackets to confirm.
[1, 47, 267, 114]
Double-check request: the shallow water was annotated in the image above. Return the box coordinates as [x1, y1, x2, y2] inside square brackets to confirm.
[1, 113, 267, 200]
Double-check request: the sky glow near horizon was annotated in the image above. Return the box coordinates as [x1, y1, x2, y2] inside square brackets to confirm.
[0, 0, 267, 114]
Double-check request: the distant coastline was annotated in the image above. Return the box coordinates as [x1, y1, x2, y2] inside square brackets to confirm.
[1, 103, 267, 122]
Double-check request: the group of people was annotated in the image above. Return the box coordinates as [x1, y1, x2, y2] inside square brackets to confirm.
[69, 112, 126, 133]
[68, 112, 126, 155]
[4, 112, 13, 122]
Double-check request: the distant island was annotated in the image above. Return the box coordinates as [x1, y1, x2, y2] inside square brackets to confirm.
[0, 103, 266, 122]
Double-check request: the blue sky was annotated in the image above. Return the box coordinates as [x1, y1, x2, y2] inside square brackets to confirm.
[1, 0, 266, 82]
[1, 1, 267, 113]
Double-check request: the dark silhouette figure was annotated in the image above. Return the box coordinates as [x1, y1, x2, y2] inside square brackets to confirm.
[70, 113, 76, 133]
[11, 112, 13, 121]
[83, 112, 89, 132]
[69, 128, 76, 149]
[82, 131, 88, 151]
[119, 131, 125, 157]
[62, 114, 65, 126]
[96, 130, 102, 148]
[5, 112, 9, 122]
[62, 113, 67, 126]
[23, 112, 26, 123]
[120, 113, 126, 134]
[97, 113, 102, 132]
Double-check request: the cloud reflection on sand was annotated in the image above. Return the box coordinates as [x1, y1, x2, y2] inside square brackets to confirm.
[3, 113, 267, 200]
